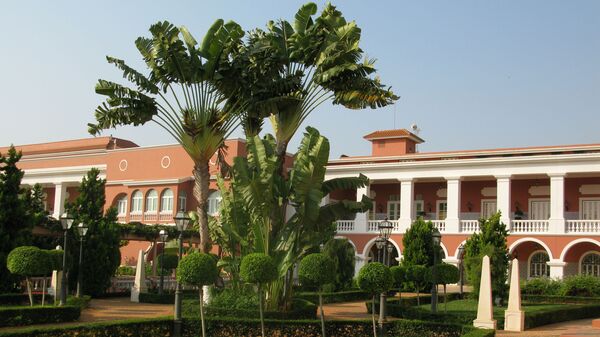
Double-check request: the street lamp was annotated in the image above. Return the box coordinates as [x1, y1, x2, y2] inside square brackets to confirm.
[59, 212, 74, 306]
[431, 228, 442, 314]
[377, 218, 394, 326]
[457, 244, 465, 297]
[173, 211, 190, 337]
[76, 223, 88, 297]
[158, 229, 168, 295]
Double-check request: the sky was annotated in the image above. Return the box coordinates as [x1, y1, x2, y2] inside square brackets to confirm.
[0, 1, 598, 158]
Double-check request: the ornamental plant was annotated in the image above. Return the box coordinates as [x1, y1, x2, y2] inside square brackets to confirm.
[7, 246, 49, 306]
[299, 253, 336, 337]
[240, 253, 277, 337]
[406, 265, 427, 305]
[177, 252, 218, 337]
[390, 265, 408, 299]
[357, 262, 393, 337]
[425, 263, 459, 312]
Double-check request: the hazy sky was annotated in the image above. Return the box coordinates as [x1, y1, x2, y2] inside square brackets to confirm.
[1, 1, 598, 158]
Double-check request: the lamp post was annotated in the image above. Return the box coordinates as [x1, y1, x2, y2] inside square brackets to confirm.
[76, 223, 88, 298]
[377, 218, 393, 326]
[457, 244, 465, 297]
[59, 212, 74, 306]
[375, 238, 384, 263]
[173, 211, 190, 337]
[431, 228, 442, 314]
[158, 229, 168, 295]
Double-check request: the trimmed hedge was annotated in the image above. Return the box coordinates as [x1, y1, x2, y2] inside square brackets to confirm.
[523, 294, 600, 304]
[0, 294, 43, 306]
[525, 304, 600, 329]
[191, 298, 318, 320]
[459, 329, 495, 337]
[0, 305, 81, 327]
[295, 289, 370, 304]
[139, 292, 174, 304]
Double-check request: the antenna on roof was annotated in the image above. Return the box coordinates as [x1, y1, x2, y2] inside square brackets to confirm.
[410, 123, 421, 135]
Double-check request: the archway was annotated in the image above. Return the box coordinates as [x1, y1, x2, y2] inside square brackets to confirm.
[509, 238, 553, 280]
[363, 237, 401, 267]
[560, 238, 600, 277]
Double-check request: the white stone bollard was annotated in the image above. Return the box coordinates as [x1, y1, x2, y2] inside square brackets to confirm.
[473, 255, 497, 329]
[504, 259, 524, 331]
[131, 250, 147, 302]
[50, 270, 62, 301]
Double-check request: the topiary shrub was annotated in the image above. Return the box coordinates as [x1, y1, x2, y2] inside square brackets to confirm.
[390, 265, 407, 298]
[406, 265, 427, 305]
[177, 251, 218, 337]
[299, 253, 336, 337]
[357, 262, 393, 337]
[6, 246, 49, 306]
[240, 253, 277, 337]
[426, 263, 459, 312]
[158, 254, 178, 273]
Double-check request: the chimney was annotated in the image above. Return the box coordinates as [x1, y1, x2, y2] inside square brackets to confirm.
[363, 129, 424, 156]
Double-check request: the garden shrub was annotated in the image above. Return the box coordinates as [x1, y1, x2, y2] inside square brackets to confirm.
[390, 319, 470, 337]
[322, 238, 356, 291]
[66, 295, 91, 308]
[0, 293, 42, 306]
[0, 305, 80, 327]
[186, 298, 317, 320]
[295, 289, 370, 304]
[523, 294, 600, 304]
[524, 303, 600, 329]
[559, 275, 600, 297]
[208, 287, 258, 310]
[521, 277, 562, 295]
[6, 246, 49, 306]
[115, 266, 135, 276]
[459, 329, 495, 337]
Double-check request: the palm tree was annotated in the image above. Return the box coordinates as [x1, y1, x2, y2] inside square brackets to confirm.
[89, 20, 245, 252]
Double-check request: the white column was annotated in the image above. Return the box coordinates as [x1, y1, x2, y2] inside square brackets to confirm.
[399, 179, 414, 232]
[547, 260, 566, 279]
[496, 175, 512, 227]
[354, 254, 368, 276]
[52, 183, 68, 220]
[549, 173, 566, 234]
[445, 177, 461, 233]
[355, 184, 371, 232]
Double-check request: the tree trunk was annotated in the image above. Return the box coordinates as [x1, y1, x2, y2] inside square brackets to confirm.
[199, 288, 206, 337]
[193, 161, 211, 253]
[259, 284, 266, 337]
[319, 292, 326, 337]
[444, 284, 447, 313]
[26, 277, 33, 306]
[42, 278, 46, 307]
[416, 287, 420, 306]
[371, 295, 377, 337]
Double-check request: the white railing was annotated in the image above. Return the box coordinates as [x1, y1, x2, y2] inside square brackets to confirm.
[367, 220, 401, 232]
[460, 220, 480, 233]
[431, 220, 446, 232]
[130, 213, 142, 222]
[159, 213, 173, 222]
[510, 220, 549, 233]
[566, 220, 600, 233]
[117, 215, 127, 223]
[336, 220, 355, 232]
[144, 212, 158, 222]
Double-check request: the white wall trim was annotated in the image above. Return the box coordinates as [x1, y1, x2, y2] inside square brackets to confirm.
[509, 237, 554, 260]
[559, 238, 600, 261]
[106, 177, 194, 186]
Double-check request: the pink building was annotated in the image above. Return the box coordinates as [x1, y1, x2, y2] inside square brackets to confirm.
[4, 129, 600, 281]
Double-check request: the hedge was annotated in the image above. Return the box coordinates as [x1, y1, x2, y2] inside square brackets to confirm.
[0, 294, 43, 306]
[0, 317, 491, 337]
[191, 298, 318, 320]
[0, 305, 81, 327]
[139, 292, 175, 304]
[295, 289, 370, 304]
[523, 294, 600, 304]
[524, 304, 600, 329]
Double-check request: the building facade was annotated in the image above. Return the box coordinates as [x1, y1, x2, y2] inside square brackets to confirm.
[4, 129, 600, 281]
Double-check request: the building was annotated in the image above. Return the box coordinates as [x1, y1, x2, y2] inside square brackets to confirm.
[3, 129, 600, 281]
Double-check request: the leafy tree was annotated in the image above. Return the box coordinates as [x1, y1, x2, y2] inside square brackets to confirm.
[390, 265, 407, 299]
[89, 20, 245, 253]
[464, 212, 509, 301]
[323, 238, 355, 291]
[426, 263, 459, 312]
[240, 253, 277, 337]
[406, 265, 427, 305]
[218, 128, 372, 310]
[7, 246, 48, 305]
[177, 252, 218, 337]
[0, 146, 32, 292]
[402, 219, 436, 268]
[299, 253, 336, 337]
[357, 262, 393, 337]
[65, 168, 121, 297]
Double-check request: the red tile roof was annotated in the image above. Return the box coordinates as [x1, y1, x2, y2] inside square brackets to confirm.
[363, 129, 425, 143]
[0, 137, 138, 156]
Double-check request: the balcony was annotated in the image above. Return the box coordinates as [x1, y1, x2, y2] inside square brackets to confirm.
[566, 220, 600, 234]
[510, 220, 549, 233]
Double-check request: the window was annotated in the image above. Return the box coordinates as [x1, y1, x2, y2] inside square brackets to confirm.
[481, 200, 497, 219]
[414, 200, 424, 218]
[117, 195, 127, 215]
[208, 191, 222, 215]
[529, 251, 550, 278]
[387, 201, 401, 220]
[581, 252, 600, 277]
[145, 189, 158, 213]
[580, 199, 600, 220]
[437, 201, 448, 220]
[131, 190, 143, 213]
[160, 189, 174, 213]
[529, 199, 550, 220]
[178, 191, 187, 212]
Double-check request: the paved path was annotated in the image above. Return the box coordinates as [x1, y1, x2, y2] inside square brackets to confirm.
[496, 318, 598, 337]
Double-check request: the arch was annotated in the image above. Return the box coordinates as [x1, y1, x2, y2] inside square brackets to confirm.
[160, 188, 174, 213]
[334, 236, 357, 253]
[362, 237, 402, 257]
[528, 250, 550, 278]
[453, 240, 468, 259]
[560, 238, 600, 261]
[579, 251, 600, 276]
[509, 237, 554, 260]
[131, 190, 143, 213]
[439, 242, 449, 260]
[178, 190, 187, 212]
[145, 189, 158, 212]
[113, 193, 128, 215]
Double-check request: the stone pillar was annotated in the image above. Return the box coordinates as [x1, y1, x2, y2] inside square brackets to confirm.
[445, 177, 461, 233]
[50, 270, 62, 301]
[548, 260, 566, 279]
[52, 183, 68, 219]
[474, 255, 497, 329]
[131, 250, 147, 302]
[496, 175, 512, 226]
[549, 173, 566, 234]
[399, 179, 414, 231]
[504, 259, 524, 331]
[355, 184, 371, 231]
[354, 254, 368, 277]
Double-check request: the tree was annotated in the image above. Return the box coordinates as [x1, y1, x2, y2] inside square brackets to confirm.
[217, 127, 372, 310]
[299, 253, 336, 337]
[464, 212, 509, 301]
[89, 20, 245, 253]
[240, 253, 277, 337]
[402, 219, 436, 268]
[390, 265, 407, 299]
[357, 262, 393, 337]
[0, 146, 32, 292]
[323, 238, 355, 291]
[177, 252, 218, 337]
[430, 263, 459, 312]
[65, 169, 121, 297]
[7, 246, 48, 306]
[406, 265, 427, 305]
